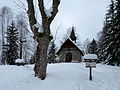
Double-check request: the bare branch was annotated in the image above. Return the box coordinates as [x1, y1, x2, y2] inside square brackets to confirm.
[26, 0, 38, 39]
[38, 0, 60, 24]
[54, 22, 62, 40]
[48, 0, 60, 23]
[38, 0, 47, 20]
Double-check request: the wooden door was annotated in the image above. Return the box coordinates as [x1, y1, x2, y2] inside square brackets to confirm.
[65, 52, 72, 62]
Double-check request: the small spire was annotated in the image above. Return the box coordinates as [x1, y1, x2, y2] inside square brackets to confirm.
[70, 26, 77, 42]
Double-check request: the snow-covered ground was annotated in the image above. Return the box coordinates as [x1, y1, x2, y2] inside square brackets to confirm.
[0, 63, 120, 90]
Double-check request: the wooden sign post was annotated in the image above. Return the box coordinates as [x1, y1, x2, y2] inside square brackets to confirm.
[84, 54, 97, 81]
[89, 67, 92, 80]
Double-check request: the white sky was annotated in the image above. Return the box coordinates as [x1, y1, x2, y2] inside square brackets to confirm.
[51, 0, 110, 42]
[0, 0, 110, 42]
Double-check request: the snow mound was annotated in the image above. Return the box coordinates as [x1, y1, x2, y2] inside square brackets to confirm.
[15, 59, 25, 63]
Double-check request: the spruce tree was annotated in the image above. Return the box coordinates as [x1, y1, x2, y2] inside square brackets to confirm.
[97, 14, 113, 63]
[97, 0, 115, 63]
[48, 41, 57, 63]
[88, 39, 97, 54]
[98, 0, 120, 66]
[30, 54, 36, 64]
[109, 0, 120, 65]
[6, 21, 19, 65]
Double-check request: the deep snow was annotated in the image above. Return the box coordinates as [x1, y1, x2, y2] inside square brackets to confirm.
[0, 63, 120, 90]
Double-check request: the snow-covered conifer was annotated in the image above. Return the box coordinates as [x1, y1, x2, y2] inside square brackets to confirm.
[6, 20, 19, 65]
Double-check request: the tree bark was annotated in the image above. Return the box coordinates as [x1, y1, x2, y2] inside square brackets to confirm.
[26, 0, 38, 39]
[34, 36, 49, 79]
[33, 21, 51, 80]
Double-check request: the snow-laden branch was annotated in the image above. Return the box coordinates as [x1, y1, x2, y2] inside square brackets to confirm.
[34, 22, 43, 33]
[38, 0, 60, 23]
[44, 7, 53, 17]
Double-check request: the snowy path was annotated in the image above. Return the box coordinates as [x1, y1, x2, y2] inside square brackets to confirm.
[0, 63, 120, 90]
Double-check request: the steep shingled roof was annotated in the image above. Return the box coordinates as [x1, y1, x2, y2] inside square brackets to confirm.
[56, 38, 84, 56]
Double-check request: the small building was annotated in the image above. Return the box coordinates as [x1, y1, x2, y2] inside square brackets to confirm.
[56, 27, 84, 62]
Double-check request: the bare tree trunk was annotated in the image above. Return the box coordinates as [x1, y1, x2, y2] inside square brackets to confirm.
[34, 22, 50, 79]
[34, 36, 49, 79]
[26, 0, 60, 80]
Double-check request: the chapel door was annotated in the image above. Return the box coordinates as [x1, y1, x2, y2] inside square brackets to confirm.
[65, 52, 72, 62]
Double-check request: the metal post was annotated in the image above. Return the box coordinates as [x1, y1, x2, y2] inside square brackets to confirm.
[89, 67, 92, 81]
[20, 39, 22, 59]
[19, 39, 26, 59]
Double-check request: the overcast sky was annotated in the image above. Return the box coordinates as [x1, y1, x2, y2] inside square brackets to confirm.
[0, 0, 110, 42]
[52, 0, 110, 42]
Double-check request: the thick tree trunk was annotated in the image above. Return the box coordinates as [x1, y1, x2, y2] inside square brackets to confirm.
[34, 23, 50, 80]
[34, 36, 49, 80]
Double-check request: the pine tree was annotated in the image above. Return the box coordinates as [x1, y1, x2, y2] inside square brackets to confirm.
[30, 52, 36, 64]
[109, 0, 120, 65]
[48, 41, 57, 63]
[88, 39, 97, 54]
[98, 0, 115, 64]
[6, 21, 19, 65]
[98, 0, 120, 66]
[97, 15, 112, 63]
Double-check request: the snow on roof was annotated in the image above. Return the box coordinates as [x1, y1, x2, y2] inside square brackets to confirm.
[84, 54, 98, 60]
[56, 38, 84, 55]
[15, 59, 25, 63]
[69, 38, 82, 50]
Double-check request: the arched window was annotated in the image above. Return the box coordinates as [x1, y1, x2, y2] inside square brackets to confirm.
[65, 52, 72, 62]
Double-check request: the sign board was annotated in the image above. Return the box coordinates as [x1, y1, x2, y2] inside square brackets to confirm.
[84, 54, 97, 81]
[84, 54, 97, 68]
[84, 59, 96, 62]
[86, 62, 96, 68]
